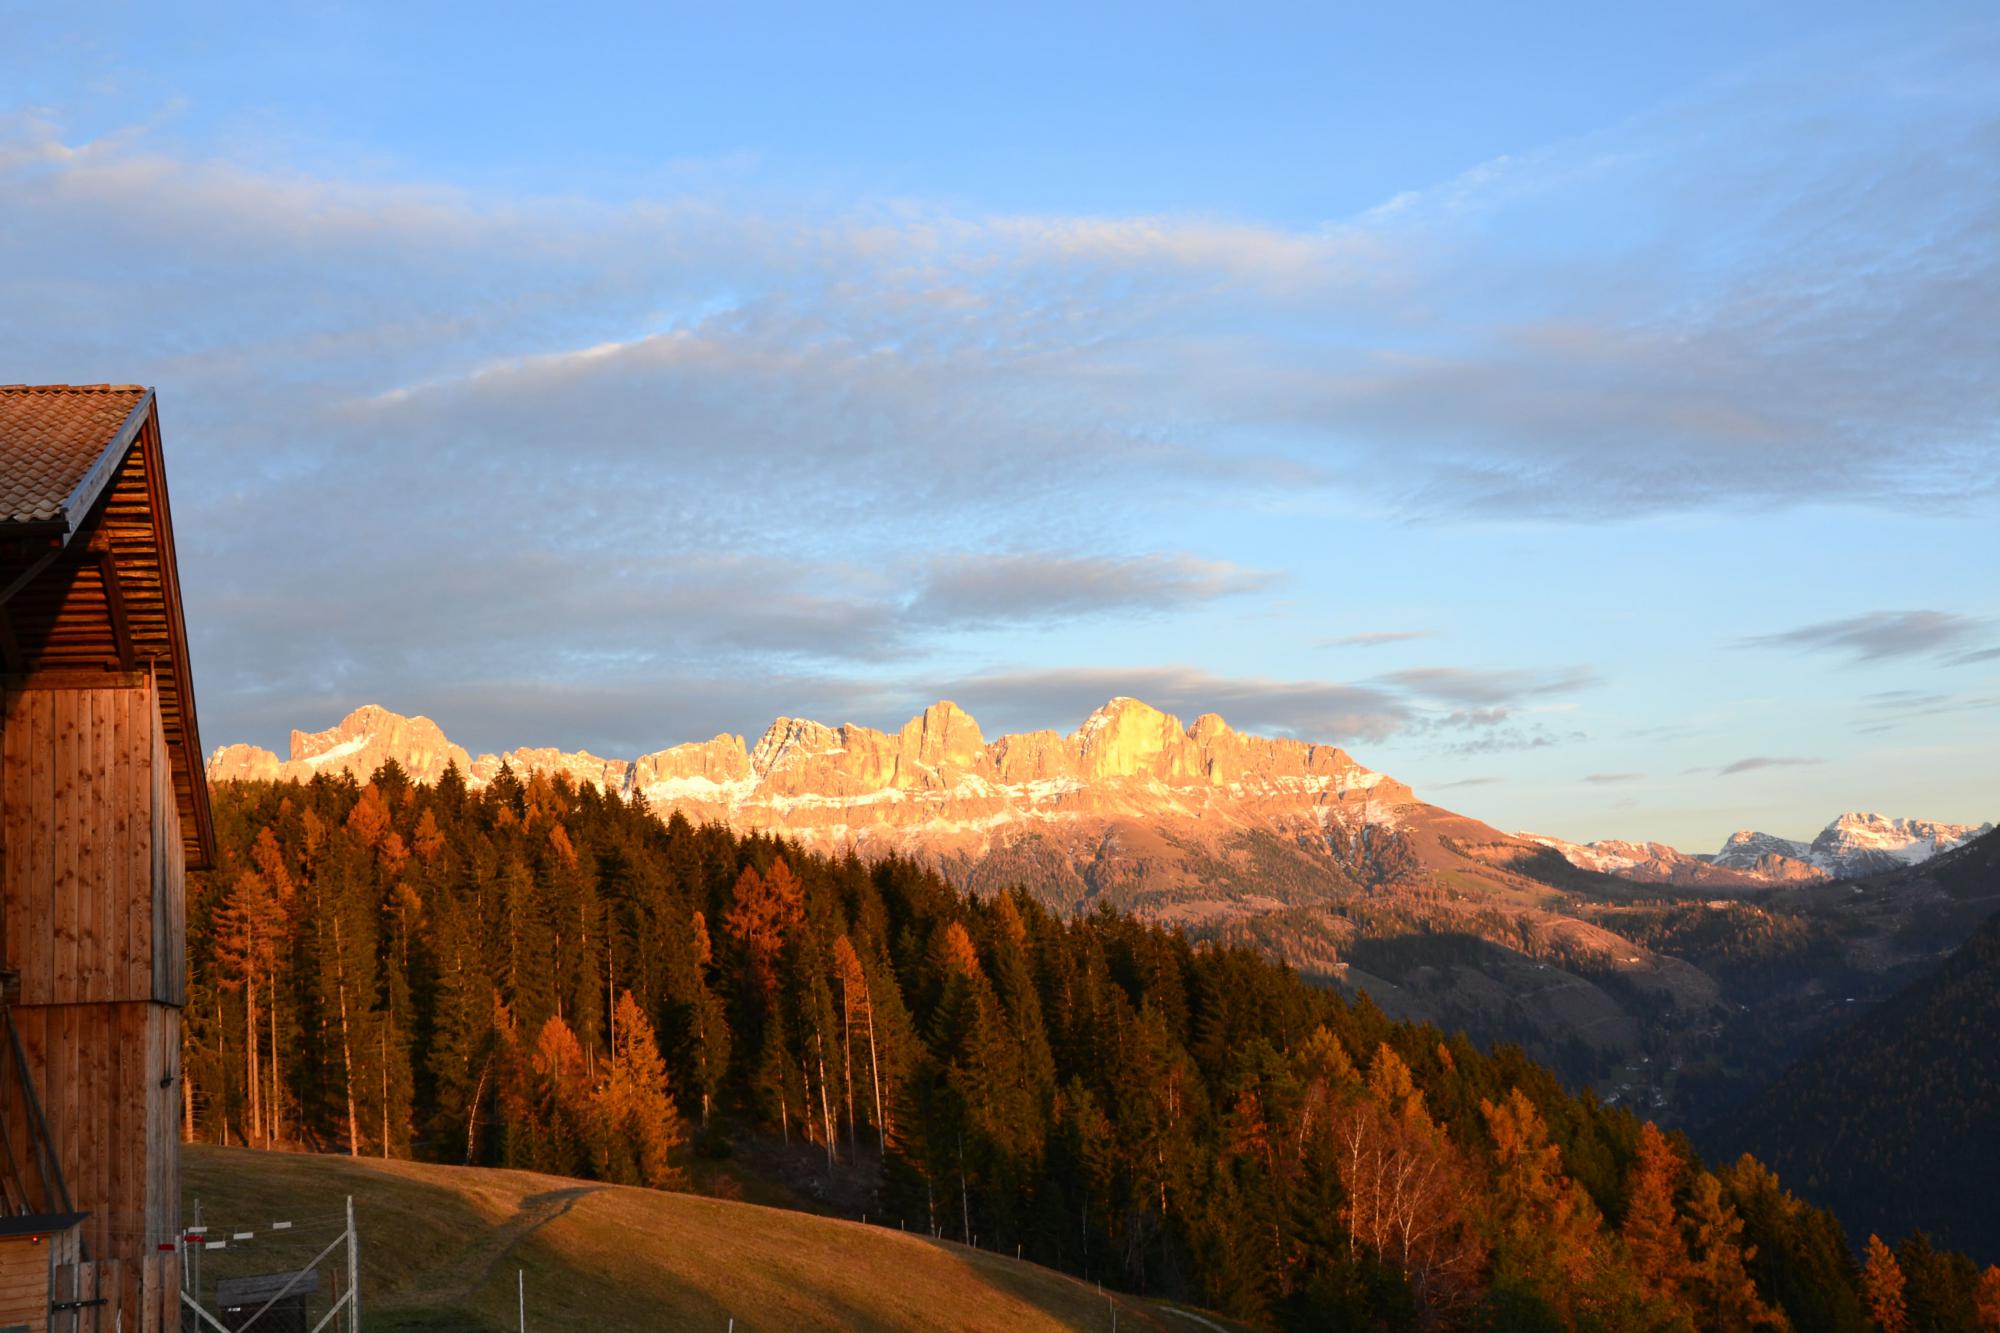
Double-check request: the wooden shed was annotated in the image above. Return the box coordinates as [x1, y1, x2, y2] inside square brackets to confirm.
[0, 385, 212, 1331]
[0, 1212, 83, 1333]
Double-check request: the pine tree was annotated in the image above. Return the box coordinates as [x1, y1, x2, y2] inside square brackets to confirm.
[1975, 1264, 2000, 1331]
[592, 992, 685, 1189]
[1481, 1086, 1613, 1323]
[1624, 1121, 1691, 1303]
[725, 860, 805, 1000]
[529, 1014, 589, 1176]
[425, 890, 493, 1161]
[1682, 1170, 1781, 1329]
[1863, 1234, 1909, 1333]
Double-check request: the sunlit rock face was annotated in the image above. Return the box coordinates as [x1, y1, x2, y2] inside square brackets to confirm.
[205, 704, 472, 786]
[205, 696, 1424, 897]
[470, 748, 629, 794]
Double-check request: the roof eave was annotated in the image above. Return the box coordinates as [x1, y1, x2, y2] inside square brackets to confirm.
[51, 389, 154, 548]
[141, 402, 216, 869]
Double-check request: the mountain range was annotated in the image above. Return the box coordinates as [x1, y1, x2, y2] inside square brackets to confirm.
[209, 698, 1982, 896]
[208, 698, 1995, 1124]
[1522, 812, 1991, 888]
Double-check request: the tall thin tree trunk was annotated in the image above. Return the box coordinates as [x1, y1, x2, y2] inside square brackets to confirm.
[380, 1025, 390, 1158]
[840, 977, 857, 1163]
[814, 1027, 835, 1171]
[465, 1054, 491, 1165]
[269, 984, 282, 1145]
[959, 1132, 971, 1243]
[332, 914, 360, 1156]
[245, 974, 262, 1145]
[865, 992, 886, 1156]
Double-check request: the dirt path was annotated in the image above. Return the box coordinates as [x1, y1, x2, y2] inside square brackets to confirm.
[384, 1183, 603, 1310]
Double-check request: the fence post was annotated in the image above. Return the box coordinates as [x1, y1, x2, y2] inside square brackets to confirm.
[345, 1196, 359, 1333]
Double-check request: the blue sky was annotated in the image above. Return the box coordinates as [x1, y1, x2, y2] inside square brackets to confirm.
[4, 2, 1996, 848]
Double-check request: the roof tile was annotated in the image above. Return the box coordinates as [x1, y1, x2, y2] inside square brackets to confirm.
[0, 384, 151, 526]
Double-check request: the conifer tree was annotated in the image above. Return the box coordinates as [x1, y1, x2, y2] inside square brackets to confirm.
[1682, 1170, 1781, 1329]
[1481, 1086, 1613, 1323]
[592, 992, 685, 1188]
[1624, 1121, 1691, 1303]
[1863, 1234, 1909, 1333]
[1975, 1264, 2000, 1331]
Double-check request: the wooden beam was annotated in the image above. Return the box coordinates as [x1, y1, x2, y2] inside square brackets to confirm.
[1, 671, 148, 692]
[93, 551, 136, 672]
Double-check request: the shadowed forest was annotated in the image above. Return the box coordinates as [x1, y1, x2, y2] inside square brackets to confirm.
[186, 763, 2000, 1330]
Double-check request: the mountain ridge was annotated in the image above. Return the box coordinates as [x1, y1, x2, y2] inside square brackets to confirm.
[208, 696, 1413, 859]
[1522, 811, 1991, 887]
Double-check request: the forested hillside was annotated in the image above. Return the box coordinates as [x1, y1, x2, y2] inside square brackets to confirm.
[1721, 890, 2000, 1264]
[187, 764, 2000, 1329]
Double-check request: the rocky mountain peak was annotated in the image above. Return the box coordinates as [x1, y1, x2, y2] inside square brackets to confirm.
[897, 700, 985, 780]
[1070, 696, 1199, 781]
[749, 716, 844, 778]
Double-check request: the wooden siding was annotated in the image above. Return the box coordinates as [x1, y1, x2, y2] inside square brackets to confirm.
[148, 697, 184, 1007]
[0, 678, 181, 1007]
[0, 1221, 82, 1333]
[0, 1234, 49, 1333]
[6, 1004, 178, 1318]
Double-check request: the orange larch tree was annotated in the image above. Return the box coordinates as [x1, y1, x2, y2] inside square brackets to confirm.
[1863, 1234, 1909, 1333]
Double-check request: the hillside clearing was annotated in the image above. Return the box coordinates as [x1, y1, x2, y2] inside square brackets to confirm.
[184, 1146, 1233, 1331]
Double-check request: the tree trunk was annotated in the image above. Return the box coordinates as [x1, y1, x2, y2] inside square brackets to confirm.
[959, 1132, 971, 1243]
[380, 1025, 390, 1158]
[464, 1054, 490, 1165]
[268, 984, 282, 1145]
[865, 992, 886, 1156]
[245, 973, 262, 1145]
[332, 914, 360, 1156]
[815, 1027, 835, 1171]
[840, 976, 857, 1164]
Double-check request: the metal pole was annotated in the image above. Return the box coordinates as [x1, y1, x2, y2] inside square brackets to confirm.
[518, 1268, 526, 1332]
[345, 1196, 359, 1333]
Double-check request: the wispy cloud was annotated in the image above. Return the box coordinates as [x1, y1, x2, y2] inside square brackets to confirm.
[935, 666, 1412, 744]
[1739, 610, 1993, 663]
[1583, 772, 1644, 784]
[909, 553, 1272, 626]
[1716, 756, 1822, 777]
[1373, 666, 1598, 708]
[1852, 688, 2000, 735]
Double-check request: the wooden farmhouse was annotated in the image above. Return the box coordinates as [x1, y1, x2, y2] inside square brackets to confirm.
[0, 385, 212, 1330]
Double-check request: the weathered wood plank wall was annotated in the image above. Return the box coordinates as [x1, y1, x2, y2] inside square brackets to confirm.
[0, 676, 184, 1329]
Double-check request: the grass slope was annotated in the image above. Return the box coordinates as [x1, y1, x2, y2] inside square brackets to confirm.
[184, 1146, 1234, 1332]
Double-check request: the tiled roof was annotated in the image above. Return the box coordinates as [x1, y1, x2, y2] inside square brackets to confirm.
[0, 384, 152, 528]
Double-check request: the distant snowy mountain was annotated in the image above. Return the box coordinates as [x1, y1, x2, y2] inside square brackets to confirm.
[1799, 812, 1994, 879]
[1527, 812, 1992, 887]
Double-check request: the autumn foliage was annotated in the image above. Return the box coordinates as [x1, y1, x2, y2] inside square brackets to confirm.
[185, 765, 1994, 1330]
